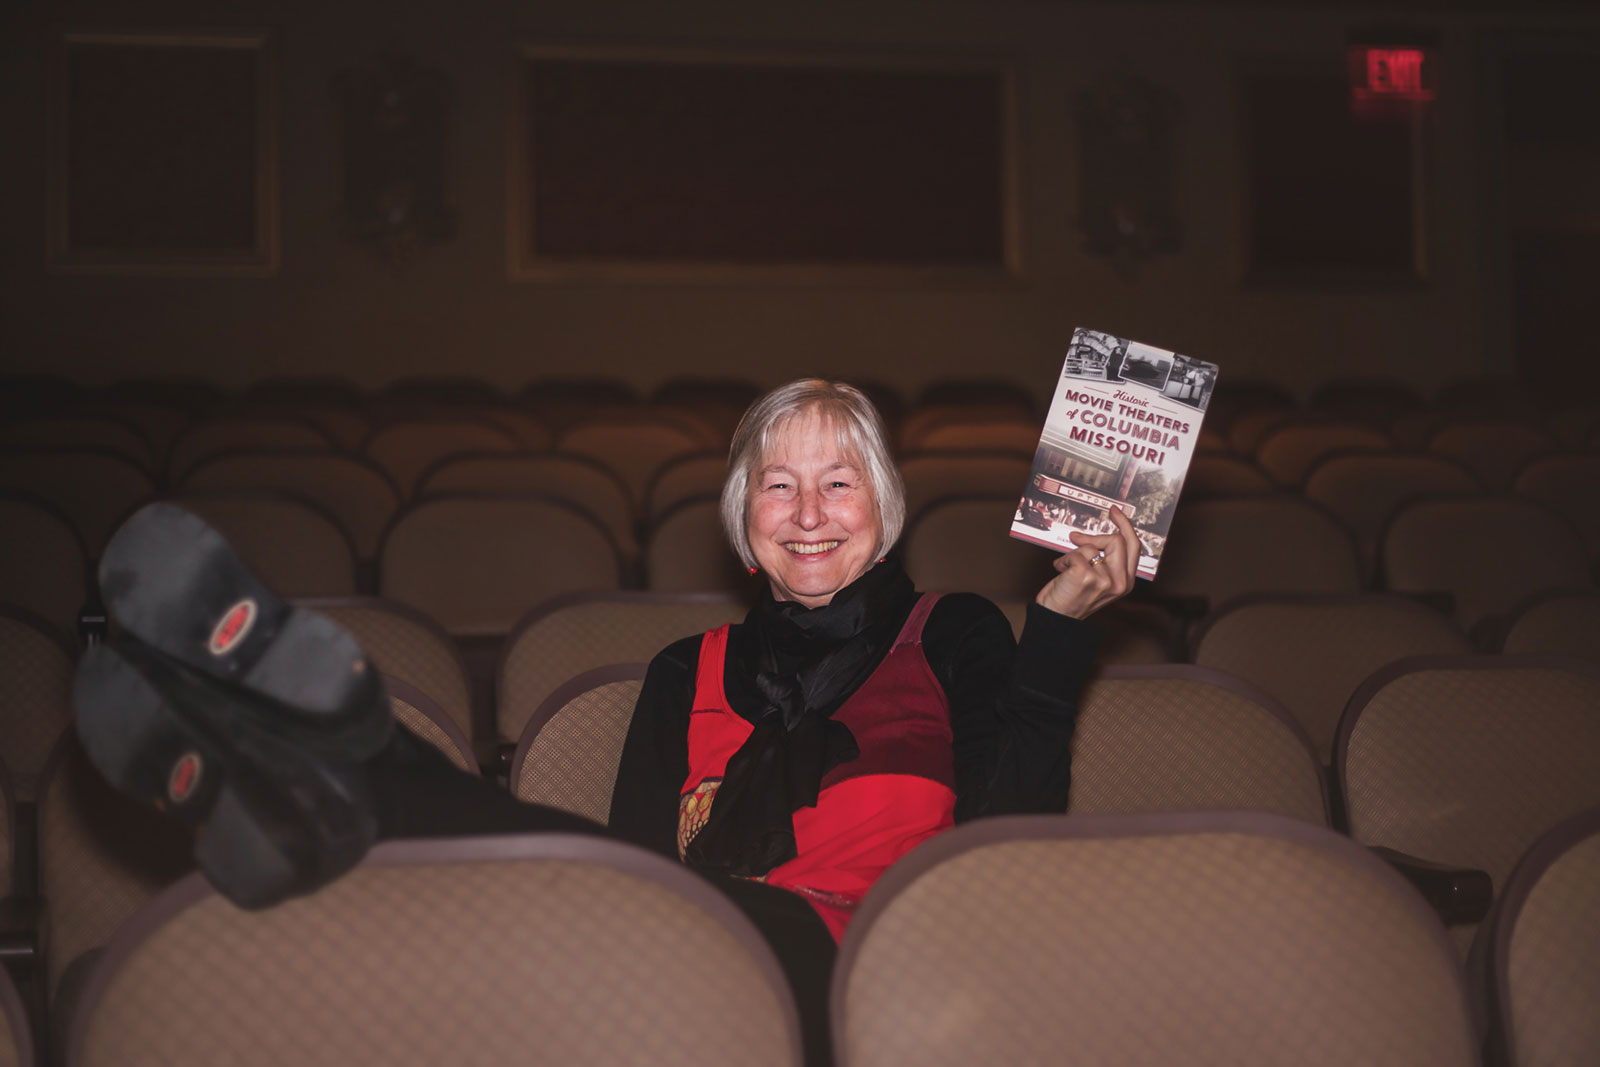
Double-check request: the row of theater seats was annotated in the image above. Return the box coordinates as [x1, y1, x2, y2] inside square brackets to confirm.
[4, 584, 1596, 1052]
[29, 804, 1600, 1065]
[7, 582, 1599, 793]
[4, 373, 1598, 650]
[4, 468, 1595, 674]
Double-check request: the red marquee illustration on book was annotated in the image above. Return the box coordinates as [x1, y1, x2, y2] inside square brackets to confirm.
[1010, 327, 1219, 579]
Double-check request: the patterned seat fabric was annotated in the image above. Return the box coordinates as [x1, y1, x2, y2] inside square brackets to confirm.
[1068, 666, 1327, 824]
[1191, 594, 1471, 763]
[1337, 657, 1600, 955]
[166, 491, 359, 598]
[1380, 497, 1588, 634]
[299, 597, 473, 745]
[0, 606, 77, 801]
[38, 736, 193, 1005]
[68, 837, 802, 1067]
[378, 494, 624, 637]
[833, 812, 1477, 1066]
[497, 592, 744, 743]
[362, 419, 521, 499]
[0, 496, 87, 653]
[1499, 590, 1600, 662]
[1483, 805, 1600, 1067]
[510, 666, 647, 823]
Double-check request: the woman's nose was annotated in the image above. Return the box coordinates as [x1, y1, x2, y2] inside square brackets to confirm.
[795, 488, 823, 529]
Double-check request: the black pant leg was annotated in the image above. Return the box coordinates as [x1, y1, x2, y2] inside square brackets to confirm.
[706, 876, 837, 1067]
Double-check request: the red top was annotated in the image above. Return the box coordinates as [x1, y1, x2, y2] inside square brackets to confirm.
[678, 593, 956, 940]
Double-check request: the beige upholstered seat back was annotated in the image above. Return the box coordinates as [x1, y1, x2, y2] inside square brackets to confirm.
[1150, 496, 1363, 610]
[69, 837, 801, 1067]
[182, 451, 401, 560]
[510, 667, 647, 823]
[1514, 453, 1600, 559]
[1427, 421, 1559, 492]
[559, 420, 709, 505]
[0, 415, 155, 471]
[913, 419, 1038, 454]
[0, 607, 76, 800]
[383, 675, 477, 773]
[992, 599, 1178, 665]
[38, 737, 193, 1002]
[418, 453, 637, 558]
[166, 492, 358, 597]
[166, 417, 333, 482]
[0, 495, 88, 635]
[363, 419, 520, 498]
[300, 597, 473, 742]
[498, 592, 742, 742]
[0, 448, 156, 555]
[1500, 591, 1600, 661]
[379, 494, 624, 637]
[1184, 454, 1276, 497]
[1302, 452, 1478, 573]
[0, 967, 31, 1067]
[1337, 658, 1600, 953]
[898, 453, 1031, 523]
[644, 451, 729, 524]
[1254, 421, 1391, 485]
[1069, 667, 1327, 824]
[833, 813, 1477, 1067]
[1192, 595, 1471, 762]
[905, 495, 1057, 601]
[644, 496, 756, 594]
[1488, 806, 1600, 1067]
[1380, 498, 1588, 632]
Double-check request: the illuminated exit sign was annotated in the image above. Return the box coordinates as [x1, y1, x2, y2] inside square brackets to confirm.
[1349, 46, 1436, 102]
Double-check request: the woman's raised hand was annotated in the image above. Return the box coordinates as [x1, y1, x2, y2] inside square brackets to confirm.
[1034, 507, 1142, 620]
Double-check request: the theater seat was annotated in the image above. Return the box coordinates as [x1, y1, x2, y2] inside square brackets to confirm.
[1335, 656, 1600, 955]
[1068, 666, 1328, 824]
[66, 836, 802, 1067]
[509, 665, 647, 824]
[1480, 805, 1600, 1067]
[1190, 593, 1471, 763]
[497, 591, 745, 744]
[0, 605, 76, 801]
[833, 812, 1477, 1066]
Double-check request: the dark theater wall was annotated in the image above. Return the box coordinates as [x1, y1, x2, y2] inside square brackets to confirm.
[0, 0, 1574, 399]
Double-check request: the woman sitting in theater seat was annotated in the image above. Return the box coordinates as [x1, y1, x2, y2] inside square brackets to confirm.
[73, 378, 1139, 1064]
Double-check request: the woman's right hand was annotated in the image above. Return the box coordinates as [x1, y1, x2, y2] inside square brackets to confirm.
[1033, 507, 1141, 620]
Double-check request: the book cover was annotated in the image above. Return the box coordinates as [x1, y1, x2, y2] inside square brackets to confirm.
[1009, 327, 1219, 580]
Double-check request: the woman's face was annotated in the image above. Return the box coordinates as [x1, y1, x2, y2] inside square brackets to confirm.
[747, 408, 882, 609]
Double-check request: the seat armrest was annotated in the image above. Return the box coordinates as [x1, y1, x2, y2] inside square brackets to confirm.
[1369, 846, 1492, 926]
[0, 897, 41, 976]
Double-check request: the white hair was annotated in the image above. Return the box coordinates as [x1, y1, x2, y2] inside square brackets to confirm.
[720, 379, 905, 570]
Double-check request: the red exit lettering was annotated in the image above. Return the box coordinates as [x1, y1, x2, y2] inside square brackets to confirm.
[1350, 46, 1435, 102]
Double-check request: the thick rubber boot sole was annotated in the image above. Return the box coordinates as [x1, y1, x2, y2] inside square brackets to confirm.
[98, 502, 376, 720]
[74, 642, 383, 909]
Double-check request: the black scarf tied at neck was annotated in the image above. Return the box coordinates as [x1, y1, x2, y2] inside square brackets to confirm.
[682, 554, 918, 880]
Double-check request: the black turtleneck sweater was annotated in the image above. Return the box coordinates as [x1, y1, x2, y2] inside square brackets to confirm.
[607, 591, 1102, 862]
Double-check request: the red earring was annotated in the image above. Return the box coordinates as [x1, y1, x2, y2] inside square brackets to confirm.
[748, 567, 758, 575]
[878, 557, 887, 563]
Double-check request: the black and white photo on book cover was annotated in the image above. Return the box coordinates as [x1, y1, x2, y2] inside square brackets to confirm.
[1010, 327, 1219, 579]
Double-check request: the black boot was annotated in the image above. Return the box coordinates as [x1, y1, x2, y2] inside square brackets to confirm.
[73, 503, 395, 908]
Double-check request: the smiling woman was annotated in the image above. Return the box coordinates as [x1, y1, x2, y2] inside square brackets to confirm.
[70, 379, 1140, 1067]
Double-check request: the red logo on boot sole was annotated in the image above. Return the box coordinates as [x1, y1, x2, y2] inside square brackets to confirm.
[208, 599, 258, 656]
[168, 751, 203, 804]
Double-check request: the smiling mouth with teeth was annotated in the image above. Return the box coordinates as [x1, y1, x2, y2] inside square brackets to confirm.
[785, 541, 840, 555]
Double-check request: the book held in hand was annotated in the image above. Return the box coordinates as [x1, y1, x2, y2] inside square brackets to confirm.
[1010, 327, 1219, 580]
